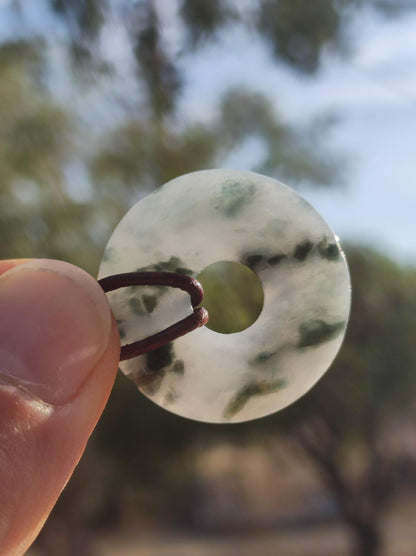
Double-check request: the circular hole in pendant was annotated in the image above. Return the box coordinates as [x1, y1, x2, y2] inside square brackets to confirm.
[196, 261, 264, 334]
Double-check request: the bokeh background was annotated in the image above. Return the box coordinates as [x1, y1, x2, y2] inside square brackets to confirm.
[1, 1, 416, 554]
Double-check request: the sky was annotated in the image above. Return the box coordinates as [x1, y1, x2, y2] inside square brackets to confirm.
[177, 7, 416, 264]
[0, 1, 415, 264]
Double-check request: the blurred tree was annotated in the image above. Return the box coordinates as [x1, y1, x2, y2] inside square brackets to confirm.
[2, 0, 356, 275]
[50, 0, 109, 76]
[0, 38, 127, 272]
[2, 0, 412, 272]
[0, 0, 415, 554]
[90, 86, 340, 195]
[276, 247, 416, 556]
[258, 0, 344, 73]
[0, 41, 92, 267]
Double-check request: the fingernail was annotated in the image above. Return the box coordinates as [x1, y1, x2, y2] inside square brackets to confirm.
[0, 259, 112, 405]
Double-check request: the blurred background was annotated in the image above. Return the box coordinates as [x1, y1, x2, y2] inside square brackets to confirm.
[1, 0, 416, 554]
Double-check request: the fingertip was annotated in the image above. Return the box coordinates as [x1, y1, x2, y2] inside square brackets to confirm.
[0, 259, 121, 554]
[0, 259, 33, 277]
[0, 259, 117, 405]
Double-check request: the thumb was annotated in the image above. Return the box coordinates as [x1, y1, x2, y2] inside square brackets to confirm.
[0, 259, 120, 555]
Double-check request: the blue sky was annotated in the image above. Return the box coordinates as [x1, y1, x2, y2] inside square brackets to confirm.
[177, 8, 416, 264]
[1, 1, 415, 264]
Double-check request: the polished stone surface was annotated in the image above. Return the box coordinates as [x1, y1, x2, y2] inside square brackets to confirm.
[99, 170, 351, 423]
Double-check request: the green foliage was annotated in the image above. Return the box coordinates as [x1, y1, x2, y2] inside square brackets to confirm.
[0, 40, 107, 271]
[259, 0, 342, 73]
[91, 87, 344, 199]
[373, 0, 416, 16]
[218, 88, 343, 186]
[1, 0, 400, 283]
[50, 0, 110, 77]
[257, 0, 414, 72]
[91, 120, 219, 193]
[180, 0, 235, 44]
[279, 246, 416, 555]
[133, 2, 182, 118]
[326, 247, 416, 421]
[51, 0, 106, 40]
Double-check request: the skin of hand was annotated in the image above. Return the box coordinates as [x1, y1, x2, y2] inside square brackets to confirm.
[0, 259, 120, 555]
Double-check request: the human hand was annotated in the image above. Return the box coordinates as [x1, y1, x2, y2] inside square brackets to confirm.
[0, 259, 120, 555]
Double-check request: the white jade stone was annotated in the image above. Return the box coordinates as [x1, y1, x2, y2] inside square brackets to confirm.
[99, 170, 351, 423]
